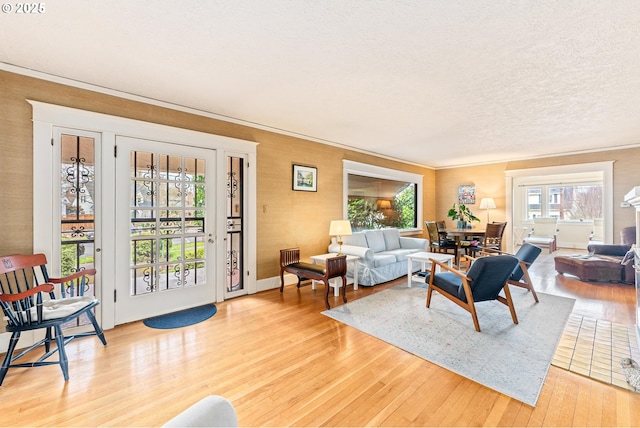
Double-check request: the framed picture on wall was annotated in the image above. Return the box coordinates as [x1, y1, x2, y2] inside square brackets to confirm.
[458, 185, 475, 204]
[292, 164, 317, 192]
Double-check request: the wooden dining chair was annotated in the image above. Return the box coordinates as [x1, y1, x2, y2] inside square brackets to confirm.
[0, 254, 107, 385]
[425, 221, 458, 255]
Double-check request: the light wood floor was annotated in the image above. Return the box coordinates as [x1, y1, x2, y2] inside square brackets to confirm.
[1, 249, 639, 427]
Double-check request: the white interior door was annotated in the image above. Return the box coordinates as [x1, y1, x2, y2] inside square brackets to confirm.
[114, 136, 217, 325]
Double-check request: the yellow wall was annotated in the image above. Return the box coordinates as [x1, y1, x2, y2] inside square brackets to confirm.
[435, 163, 509, 228]
[0, 70, 435, 279]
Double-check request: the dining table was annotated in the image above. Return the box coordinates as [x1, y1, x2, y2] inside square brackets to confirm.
[444, 228, 486, 267]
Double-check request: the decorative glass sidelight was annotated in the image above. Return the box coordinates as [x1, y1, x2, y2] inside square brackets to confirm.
[129, 151, 207, 295]
[60, 134, 97, 326]
[226, 156, 243, 292]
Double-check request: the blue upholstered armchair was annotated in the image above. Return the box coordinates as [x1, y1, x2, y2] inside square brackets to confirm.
[426, 254, 520, 332]
[482, 243, 543, 302]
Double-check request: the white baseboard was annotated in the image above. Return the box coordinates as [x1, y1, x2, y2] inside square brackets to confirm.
[255, 273, 299, 293]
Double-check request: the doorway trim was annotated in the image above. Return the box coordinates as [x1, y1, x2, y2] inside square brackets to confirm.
[29, 100, 257, 330]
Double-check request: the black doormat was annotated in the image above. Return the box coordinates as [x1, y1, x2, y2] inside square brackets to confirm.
[143, 304, 217, 329]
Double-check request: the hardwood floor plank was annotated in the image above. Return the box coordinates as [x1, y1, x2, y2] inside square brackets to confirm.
[482, 395, 511, 427]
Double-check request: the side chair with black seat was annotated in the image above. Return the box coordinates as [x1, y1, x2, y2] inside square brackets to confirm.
[425, 221, 458, 256]
[0, 253, 107, 386]
[426, 254, 520, 332]
[436, 221, 456, 245]
[467, 221, 507, 256]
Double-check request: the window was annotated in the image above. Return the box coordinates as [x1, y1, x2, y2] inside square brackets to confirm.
[343, 160, 422, 232]
[523, 182, 603, 221]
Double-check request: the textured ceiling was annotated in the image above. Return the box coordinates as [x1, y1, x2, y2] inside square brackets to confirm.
[2, 0, 640, 168]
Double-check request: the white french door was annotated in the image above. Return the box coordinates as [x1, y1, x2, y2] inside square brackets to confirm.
[29, 101, 257, 334]
[114, 136, 217, 324]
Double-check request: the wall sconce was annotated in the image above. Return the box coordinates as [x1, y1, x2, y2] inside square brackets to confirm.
[479, 197, 496, 223]
[329, 220, 352, 255]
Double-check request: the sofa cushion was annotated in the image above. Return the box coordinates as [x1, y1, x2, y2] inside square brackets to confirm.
[342, 232, 368, 248]
[372, 254, 396, 267]
[379, 248, 416, 262]
[382, 229, 401, 250]
[365, 230, 387, 253]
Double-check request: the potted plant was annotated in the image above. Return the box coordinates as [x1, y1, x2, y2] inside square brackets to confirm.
[447, 203, 480, 229]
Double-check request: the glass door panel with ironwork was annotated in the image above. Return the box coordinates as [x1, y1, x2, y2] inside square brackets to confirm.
[114, 136, 216, 325]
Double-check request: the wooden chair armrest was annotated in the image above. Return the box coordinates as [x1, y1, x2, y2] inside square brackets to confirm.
[0, 283, 55, 302]
[49, 268, 97, 284]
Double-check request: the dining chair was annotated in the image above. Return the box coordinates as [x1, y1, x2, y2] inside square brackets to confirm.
[467, 221, 507, 255]
[425, 221, 458, 256]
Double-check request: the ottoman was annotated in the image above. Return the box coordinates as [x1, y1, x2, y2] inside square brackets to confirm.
[554, 255, 625, 283]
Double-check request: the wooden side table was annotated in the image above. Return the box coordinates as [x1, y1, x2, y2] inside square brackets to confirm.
[310, 253, 359, 296]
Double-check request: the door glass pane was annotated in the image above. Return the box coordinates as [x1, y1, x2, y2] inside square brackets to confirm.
[130, 150, 207, 296]
[60, 134, 96, 327]
[226, 156, 243, 293]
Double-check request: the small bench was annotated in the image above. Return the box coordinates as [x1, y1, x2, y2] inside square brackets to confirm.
[279, 248, 347, 310]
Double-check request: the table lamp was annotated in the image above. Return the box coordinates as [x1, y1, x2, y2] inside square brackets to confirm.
[479, 197, 496, 223]
[329, 220, 352, 255]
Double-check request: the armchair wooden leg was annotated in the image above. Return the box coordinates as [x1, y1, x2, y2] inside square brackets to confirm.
[468, 302, 481, 332]
[520, 265, 539, 303]
[502, 284, 519, 325]
[87, 311, 108, 346]
[0, 332, 20, 386]
[461, 278, 481, 332]
[54, 325, 70, 381]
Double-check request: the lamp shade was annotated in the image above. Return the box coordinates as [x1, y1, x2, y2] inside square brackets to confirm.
[479, 197, 496, 209]
[329, 220, 352, 236]
[377, 200, 392, 209]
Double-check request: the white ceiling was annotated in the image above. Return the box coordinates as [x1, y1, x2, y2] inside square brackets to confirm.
[2, 0, 640, 168]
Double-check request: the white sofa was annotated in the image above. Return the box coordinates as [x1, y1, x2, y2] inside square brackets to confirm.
[328, 228, 429, 286]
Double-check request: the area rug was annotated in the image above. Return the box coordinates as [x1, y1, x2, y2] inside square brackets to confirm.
[143, 304, 217, 329]
[552, 314, 640, 392]
[322, 283, 575, 406]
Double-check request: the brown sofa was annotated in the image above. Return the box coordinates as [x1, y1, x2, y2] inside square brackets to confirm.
[554, 226, 635, 284]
